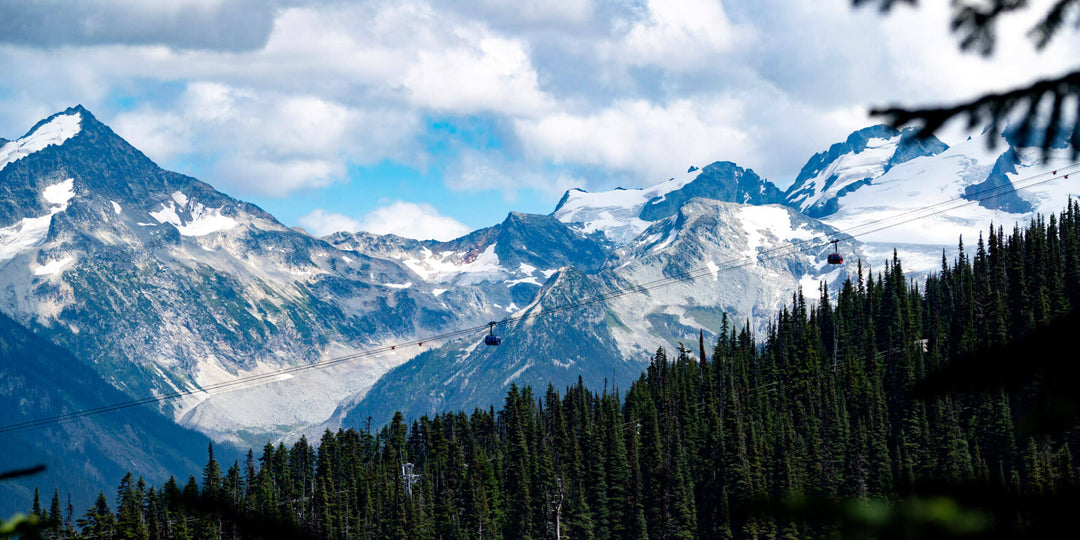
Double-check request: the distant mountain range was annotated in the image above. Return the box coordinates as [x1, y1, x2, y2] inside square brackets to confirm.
[0, 106, 1072, 514]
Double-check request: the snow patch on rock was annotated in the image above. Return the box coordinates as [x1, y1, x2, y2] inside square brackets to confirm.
[403, 244, 508, 284]
[0, 179, 76, 263]
[179, 203, 238, 236]
[33, 256, 74, 276]
[43, 178, 75, 207]
[0, 216, 53, 262]
[705, 260, 720, 280]
[503, 362, 533, 387]
[738, 206, 815, 261]
[506, 275, 541, 287]
[150, 197, 238, 237]
[149, 204, 181, 227]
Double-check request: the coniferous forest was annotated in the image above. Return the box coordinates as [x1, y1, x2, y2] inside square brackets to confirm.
[21, 202, 1080, 539]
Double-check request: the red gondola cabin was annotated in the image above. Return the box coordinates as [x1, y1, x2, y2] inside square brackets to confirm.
[827, 240, 843, 265]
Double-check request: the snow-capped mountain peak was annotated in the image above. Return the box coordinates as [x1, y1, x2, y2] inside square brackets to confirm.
[550, 164, 711, 246]
[818, 125, 1074, 247]
[554, 160, 785, 246]
[0, 108, 83, 174]
[785, 124, 949, 218]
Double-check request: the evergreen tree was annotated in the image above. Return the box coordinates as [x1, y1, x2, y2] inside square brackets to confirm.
[46, 488, 61, 538]
[77, 491, 117, 539]
[116, 472, 149, 540]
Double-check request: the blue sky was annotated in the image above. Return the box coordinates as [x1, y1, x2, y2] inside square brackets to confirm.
[1, 0, 1076, 239]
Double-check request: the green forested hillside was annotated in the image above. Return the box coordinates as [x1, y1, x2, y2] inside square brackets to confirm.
[22, 202, 1080, 539]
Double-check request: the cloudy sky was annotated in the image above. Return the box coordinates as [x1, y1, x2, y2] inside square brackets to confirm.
[1, 0, 1076, 240]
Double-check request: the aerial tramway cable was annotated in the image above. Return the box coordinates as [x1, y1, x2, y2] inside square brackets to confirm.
[1, 162, 1078, 435]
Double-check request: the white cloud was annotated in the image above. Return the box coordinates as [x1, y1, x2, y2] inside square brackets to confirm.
[214, 157, 344, 197]
[261, 96, 353, 155]
[450, 0, 593, 26]
[604, 0, 750, 71]
[111, 109, 193, 162]
[358, 201, 472, 241]
[250, 3, 411, 86]
[111, 0, 231, 13]
[111, 81, 421, 197]
[143, 3, 559, 118]
[297, 209, 362, 237]
[515, 98, 754, 183]
[0, 0, 276, 51]
[182, 81, 248, 123]
[444, 151, 583, 200]
[403, 33, 554, 116]
[300, 202, 472, 241]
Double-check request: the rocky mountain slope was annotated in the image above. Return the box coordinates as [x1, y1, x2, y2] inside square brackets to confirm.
[0, 311, 221, 517]
[0, 107, 497, 447]
[343, 199, 858, 424]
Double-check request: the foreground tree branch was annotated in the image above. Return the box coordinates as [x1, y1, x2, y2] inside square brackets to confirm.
[872, 69, 1080, 157]
[854, 0, 1080, 157]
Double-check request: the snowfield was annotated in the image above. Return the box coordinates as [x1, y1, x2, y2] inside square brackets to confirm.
[554, 166, 703, 245]
[791, 136, 900, 212]
[737, 206, 816, 262]
[821, 137, 1077, 246]
[403, 244, 510, 285]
